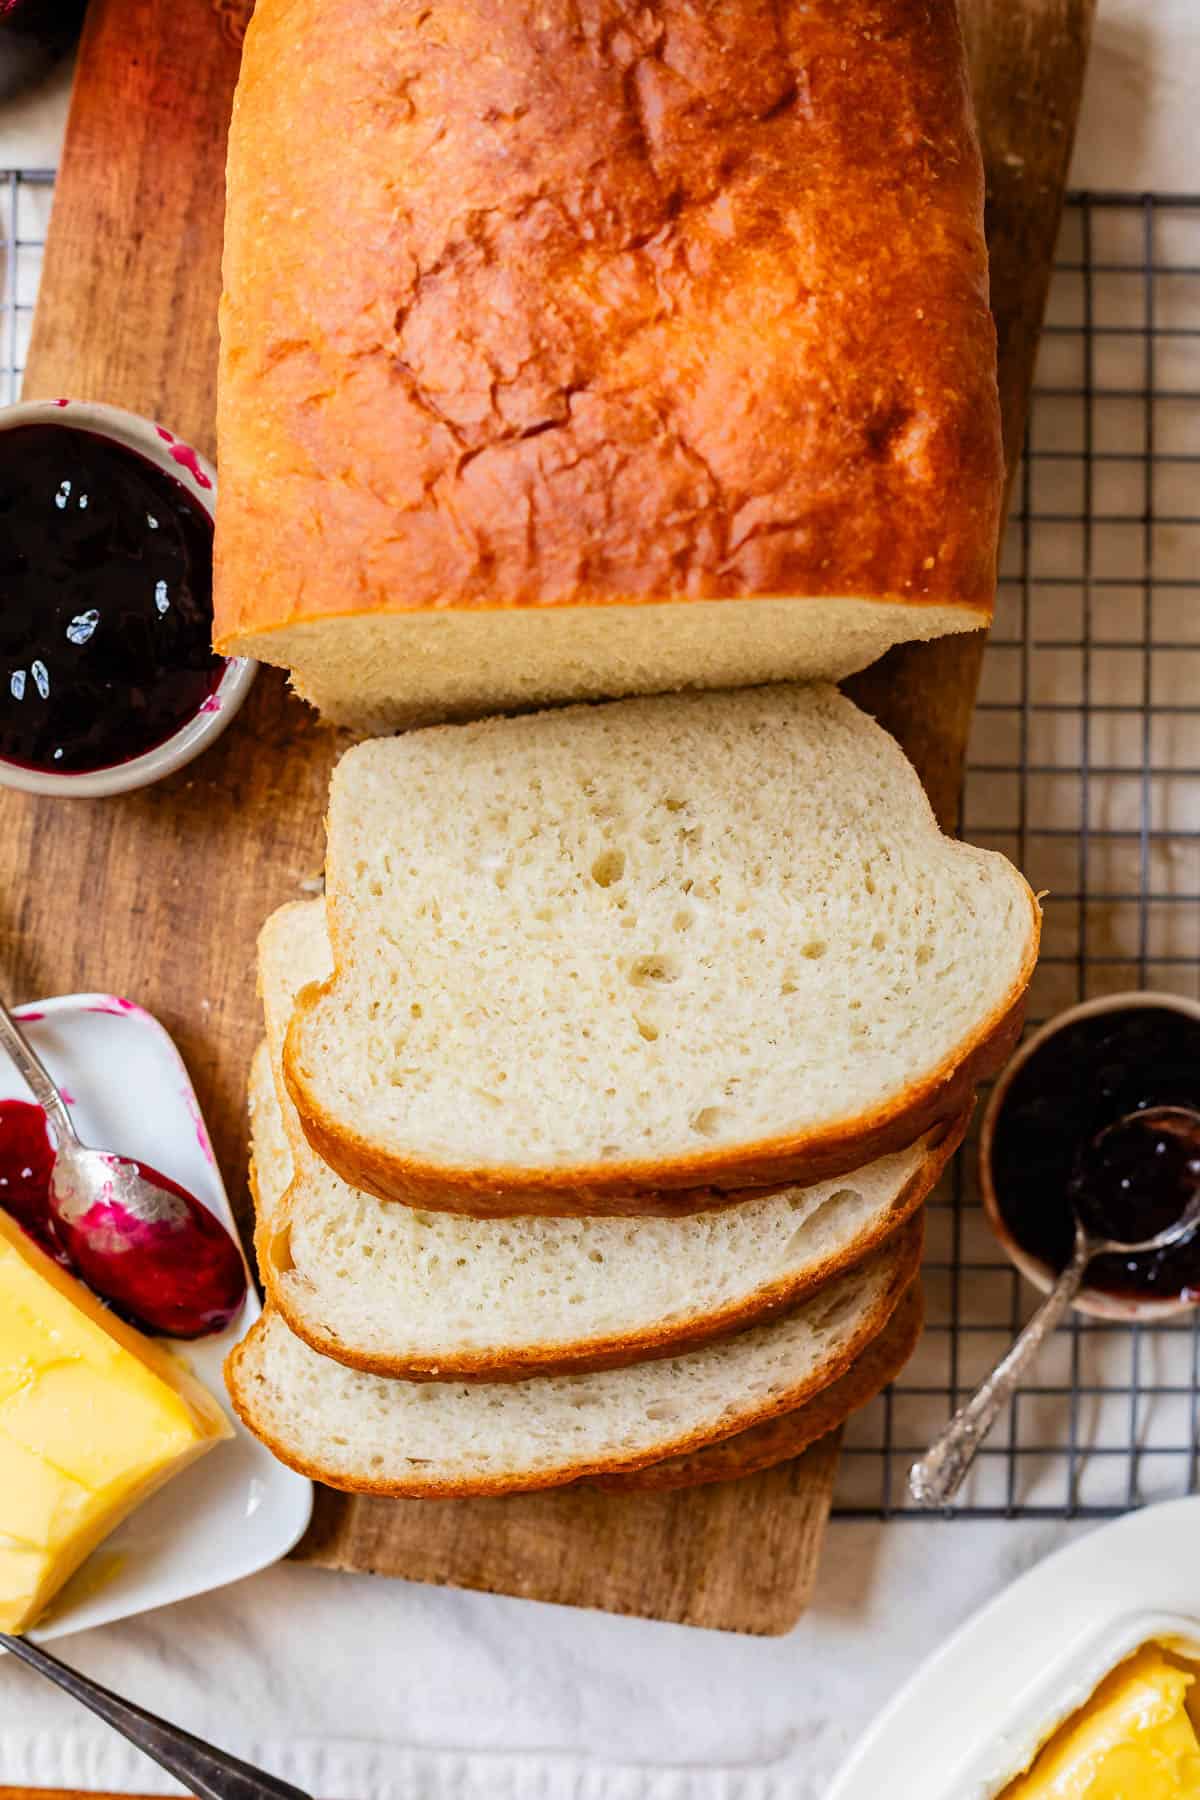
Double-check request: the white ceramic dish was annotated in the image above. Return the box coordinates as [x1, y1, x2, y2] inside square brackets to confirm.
[1, 993, 312, 1642]
[826, 1496, 1200, 1800]
[0, 399, 256, 798]
[980, 989, 1200, 1322]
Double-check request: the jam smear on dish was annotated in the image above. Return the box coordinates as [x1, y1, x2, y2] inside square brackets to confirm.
[0, 1095, 245, 1335]
[0, 424, 222, 773]
[0, 1096, 68, 1264]
[991, 1005, 1200, 1300]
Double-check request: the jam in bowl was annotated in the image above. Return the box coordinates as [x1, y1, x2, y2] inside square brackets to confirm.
[981, 992, 1200, 1321]
[0, 400, 255, 797]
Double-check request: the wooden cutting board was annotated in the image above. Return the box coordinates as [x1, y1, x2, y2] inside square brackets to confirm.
[4, 0, 1094, 1639]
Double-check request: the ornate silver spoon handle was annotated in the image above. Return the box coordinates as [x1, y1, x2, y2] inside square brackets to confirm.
[1, 1633, 312, 1800]
[0, 993, 80, 1144]
[909, 1236, 1089, 1510]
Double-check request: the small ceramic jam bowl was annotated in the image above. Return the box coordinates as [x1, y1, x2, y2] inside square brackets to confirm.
[0, 398, 255, 798]
[980, 989, 1200, 1323]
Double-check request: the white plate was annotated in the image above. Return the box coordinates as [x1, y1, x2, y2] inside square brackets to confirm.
[1, 993, 312, 1642]
[826, 1496, 1200, 1800]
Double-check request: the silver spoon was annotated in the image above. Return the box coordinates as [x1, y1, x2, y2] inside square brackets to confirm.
[0, 994, 246, 1335]
[1, 1632, 311, 1800]
[909, 1104, 1200, 1510]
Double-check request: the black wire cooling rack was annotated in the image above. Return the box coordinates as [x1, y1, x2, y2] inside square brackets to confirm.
[4, 177, 1198, 1521]
[839, 192, 1200, 1520]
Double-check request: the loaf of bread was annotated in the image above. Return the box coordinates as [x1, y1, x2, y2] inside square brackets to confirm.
[286, 685, 1038, 1213]
[215, 0, 1003, 731]
[225, 1216, 921, 1497]
[253, 901, 962, 1376]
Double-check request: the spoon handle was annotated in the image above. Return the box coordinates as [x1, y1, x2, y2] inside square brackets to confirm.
[0, 994, 80, 1144]
[908, 1239, 1089, 1510]
[0, 1634, 312, 1800]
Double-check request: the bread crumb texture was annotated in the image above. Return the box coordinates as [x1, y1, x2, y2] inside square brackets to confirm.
[226, 1218, 918, 1492]
[252, 912, 950, 1371]
[289, 685, 1037, 1172]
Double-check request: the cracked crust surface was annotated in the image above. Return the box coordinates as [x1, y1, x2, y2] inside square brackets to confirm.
[215, 0, 1002, 703]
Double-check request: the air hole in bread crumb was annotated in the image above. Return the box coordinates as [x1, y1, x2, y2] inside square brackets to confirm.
[629, 953, 680, 986]
[802, 940, 827, 960]
[673, 908, 694, 933]
[589, 1249, 604, 1264]
[591, 848, 626, 887]
[916, 944, 934, 965]
[410, 1002, 423, 1017]
[645, 1401, 678, 1421]
[691, 1105, 724, 1138]
[663, 795, 687, 812]
[634, 1016, 659, 1041]
[266, 1226, 294, 1274]
[781, 978, 798, 995]
[872, 931, 887, 950]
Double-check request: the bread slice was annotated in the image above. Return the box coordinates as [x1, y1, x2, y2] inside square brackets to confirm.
[226, 1215, 921, 1498]
[255, 901, 962, 1378]
[591, 1281, 923, 1494]
[286, 685, 1038, 1214]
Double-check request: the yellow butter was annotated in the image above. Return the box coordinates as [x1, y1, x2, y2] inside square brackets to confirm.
[0, 1210, 232, 1634]
[1002, 1644, 1200, 1799]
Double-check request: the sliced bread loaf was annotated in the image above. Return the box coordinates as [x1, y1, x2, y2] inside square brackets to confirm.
[285, 684, 1038, 1214]
[225, 1214, 920, 1497]
[255, 901, 961, 1378]
[591, 1281, 923, 1494]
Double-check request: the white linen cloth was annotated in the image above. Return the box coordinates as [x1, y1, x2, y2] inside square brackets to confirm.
[1, 1521, 1089, 1799]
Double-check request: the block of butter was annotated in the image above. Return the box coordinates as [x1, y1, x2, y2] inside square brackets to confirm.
[0, 1209, 232, 1634]
[1002, 1642, 1200, 1799]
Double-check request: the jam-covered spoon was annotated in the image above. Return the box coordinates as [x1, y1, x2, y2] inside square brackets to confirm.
[909, 1105, 1200, 1509]
[0, 994, 247, 1337]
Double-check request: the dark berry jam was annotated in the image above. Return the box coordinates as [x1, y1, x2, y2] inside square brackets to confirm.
[0, 1095, 69, 1265]
[990, 1005, 1200, 1301]
[0, 423, 222, 774]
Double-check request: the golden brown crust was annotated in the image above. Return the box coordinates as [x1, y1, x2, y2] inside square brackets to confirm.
[282, 886, 1037, 1215]
[265, 1109, 964, 1380]
[223, 1216, 922, 1498]
[591, 1280, 923, 1492]
[215, 0, 1002, 650]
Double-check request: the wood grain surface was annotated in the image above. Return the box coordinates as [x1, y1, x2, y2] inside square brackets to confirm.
[5, 0, 1094, 1640]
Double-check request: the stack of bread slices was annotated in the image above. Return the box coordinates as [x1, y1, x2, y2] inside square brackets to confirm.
[227, 684, 1040, 1497]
